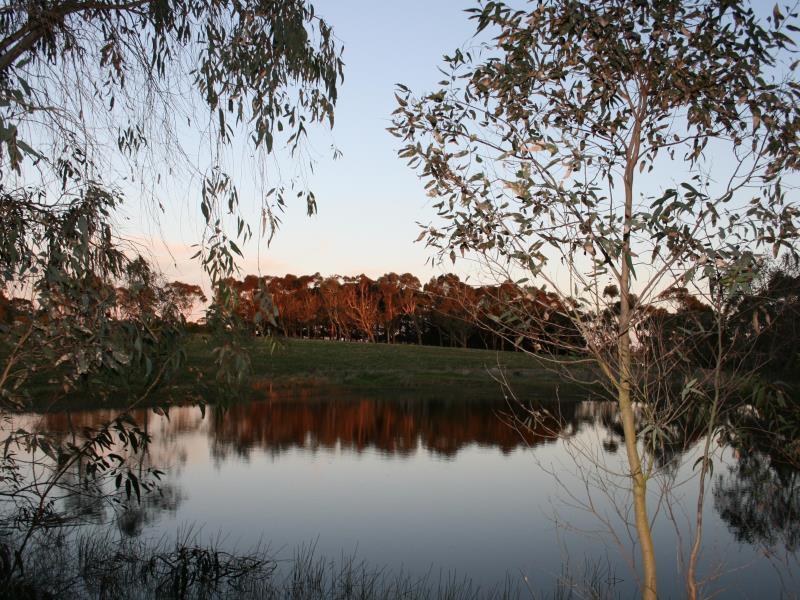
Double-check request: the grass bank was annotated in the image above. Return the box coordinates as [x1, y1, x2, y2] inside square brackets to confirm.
[205, 337, 591, 400]
[13, 337, 594, 411]
[2, 530, 618, 600]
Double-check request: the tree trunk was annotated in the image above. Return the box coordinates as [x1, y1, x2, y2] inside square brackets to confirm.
[617, 329, 658, 600]
[620, 107, 658, 600]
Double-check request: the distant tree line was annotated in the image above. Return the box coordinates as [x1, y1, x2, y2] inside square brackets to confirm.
[207, 265, 800, 377]
[2, 263, 797, 378]
[0, 265, 207, 328]
[211, 272, 581, 353]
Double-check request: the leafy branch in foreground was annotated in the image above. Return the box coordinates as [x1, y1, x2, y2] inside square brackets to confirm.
[0, 0, 344, 577]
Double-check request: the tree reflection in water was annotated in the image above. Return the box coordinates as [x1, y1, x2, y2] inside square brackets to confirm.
[714, 449, 800, 553]
[204, 391, 598, 460]
[36, 390, 616, 461]
[27, 391, 612, 536]
[23, 388, 800, 585]
[116, 482, 183, 538]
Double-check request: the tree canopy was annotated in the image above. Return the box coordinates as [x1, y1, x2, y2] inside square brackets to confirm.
[391, 2, 800, 597]
[0, 2, 344, 569]
[0, 0, 344, 398]
[1, 0, 343, 280]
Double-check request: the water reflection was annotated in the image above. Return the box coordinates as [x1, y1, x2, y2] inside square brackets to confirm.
[37, 391, 616, 460]
[26, 393, 619, 543]
[119, 483, 183, 536]
[205, 392, 602, 459]
[714, 449, 800, 552]
[10, 390, 800, 595]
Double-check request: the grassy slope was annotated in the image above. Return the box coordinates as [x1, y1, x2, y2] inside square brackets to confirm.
[12, 337, 592, 411]
[222, 337, 590, 400]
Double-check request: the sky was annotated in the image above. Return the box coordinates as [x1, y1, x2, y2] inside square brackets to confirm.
[124, 1, 485, 290]
[113, 0, 791, 302]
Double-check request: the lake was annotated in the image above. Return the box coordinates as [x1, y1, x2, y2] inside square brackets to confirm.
[10, 389, 800, 598]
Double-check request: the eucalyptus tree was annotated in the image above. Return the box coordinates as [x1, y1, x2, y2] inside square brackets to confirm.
[391, 1, 800, 597]
[0, 0, 343, 572]
[0, 0, 344, 386]
[164, 280, 207, 320]
[0, 0, 344, 402]
[0, 0, 343, 384]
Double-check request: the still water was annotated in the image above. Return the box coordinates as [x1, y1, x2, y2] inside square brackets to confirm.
[20, 390, 800, 597]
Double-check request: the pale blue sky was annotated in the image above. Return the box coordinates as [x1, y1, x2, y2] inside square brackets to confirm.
[127, 1, 483, 288]
[117, 1, 789, 297]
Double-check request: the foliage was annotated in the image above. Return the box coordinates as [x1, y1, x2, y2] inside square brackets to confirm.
[0, 188, 183, 566]
[0, 0, 344, 385]
[0, 186, 187, 406]
[390, 1, 800, 597]
[1, 0, 342, 227]
[727, 256, 800, 374]
[0, 0, 343, 579]
[0, 528, 620, 599]
[213, 271, 585, 352]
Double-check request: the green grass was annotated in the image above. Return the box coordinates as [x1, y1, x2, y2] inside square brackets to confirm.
[202, 337, 591, 400]
[8, 336, 594, 411]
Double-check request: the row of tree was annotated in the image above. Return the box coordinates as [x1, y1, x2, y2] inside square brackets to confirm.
[0, 278, 207, 327]
[210, 265, 800, 377]
[3, 262, 796, 377]
[213, 272, 582, 352]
